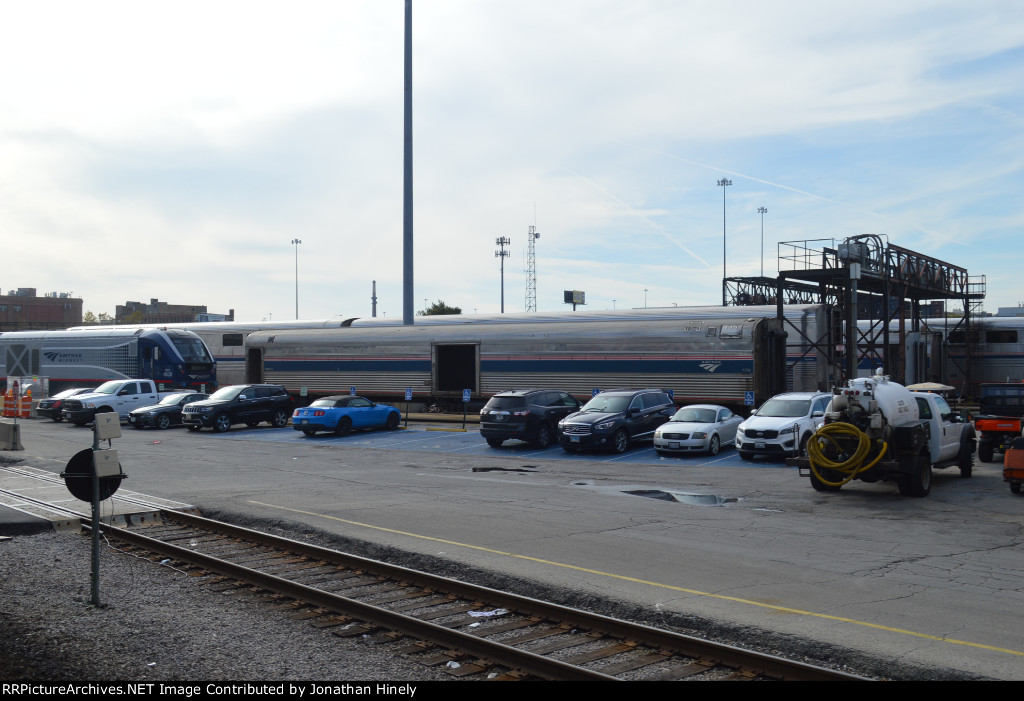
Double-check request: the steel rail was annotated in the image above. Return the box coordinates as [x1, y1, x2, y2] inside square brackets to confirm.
[94, 516, 616, 681]
[110, 510, 866, 681]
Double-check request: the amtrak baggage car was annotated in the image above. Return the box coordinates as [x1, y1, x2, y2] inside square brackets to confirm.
[244, 305, 828, 407]
[0, 327, 216, 393]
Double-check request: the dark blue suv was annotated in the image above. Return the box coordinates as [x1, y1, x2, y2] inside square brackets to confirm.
[558, 389, 675, 454]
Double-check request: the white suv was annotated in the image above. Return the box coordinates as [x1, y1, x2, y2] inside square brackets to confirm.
[736, 392, 831, 460]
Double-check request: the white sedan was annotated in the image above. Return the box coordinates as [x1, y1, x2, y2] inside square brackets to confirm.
[653, 404, 742, 456]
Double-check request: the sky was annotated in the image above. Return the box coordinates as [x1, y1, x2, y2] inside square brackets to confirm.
[1, 0, 1022, 322]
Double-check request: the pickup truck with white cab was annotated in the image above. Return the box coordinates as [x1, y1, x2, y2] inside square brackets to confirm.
[62, 379, 173, 425]
[790, 375, 975, 497]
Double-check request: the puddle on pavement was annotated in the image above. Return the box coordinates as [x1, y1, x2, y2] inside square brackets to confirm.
[624, 489, 736, 506]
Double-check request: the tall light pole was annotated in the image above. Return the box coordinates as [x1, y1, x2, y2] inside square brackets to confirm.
[291, 238, 301, 319]
[718, 178, 731, 305]
[757, 206, 768, 277]
[402, 0, 414, 325]
[495, 236, 510, 313]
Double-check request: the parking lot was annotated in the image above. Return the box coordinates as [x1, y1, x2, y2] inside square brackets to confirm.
[213, 419, 788, 469]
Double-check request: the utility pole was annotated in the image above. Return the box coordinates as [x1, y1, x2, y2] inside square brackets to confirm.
[758, 206, 768, 277]
[291, 238, 301, 319]
[718, 178, 732, 305]
[495, 236, 510, 313]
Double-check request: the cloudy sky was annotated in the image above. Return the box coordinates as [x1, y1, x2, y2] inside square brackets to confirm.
[1, 1, 1022, 322]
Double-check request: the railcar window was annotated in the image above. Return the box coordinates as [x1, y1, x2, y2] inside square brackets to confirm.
[985, 330, 1018, 344]
[223, 334, 244, 347]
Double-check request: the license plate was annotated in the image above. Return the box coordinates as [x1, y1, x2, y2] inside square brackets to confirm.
[301, 419, 308, 425]
[755, 442, 765, 449]
[570, 436, 580, 442]
[669, 442, 679, 449]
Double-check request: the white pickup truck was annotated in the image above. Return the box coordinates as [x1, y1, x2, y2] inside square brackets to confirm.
[792, 375, 975, 497]
[61, 379, 173, 425]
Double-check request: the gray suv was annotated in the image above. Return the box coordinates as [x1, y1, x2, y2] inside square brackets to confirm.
[558, 389, 675, 454]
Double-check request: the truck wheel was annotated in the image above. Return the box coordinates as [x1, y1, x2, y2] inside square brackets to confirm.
[958, 441, 974, 478]
[1011, 482, 1022, 495]
[898, 454, 932, 497]
[810, 466, 843, 492]
[978, 441, 994, 463]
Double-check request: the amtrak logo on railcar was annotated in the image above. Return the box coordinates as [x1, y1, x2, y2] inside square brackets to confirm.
[43, 352, 83, 363]
[699, 361, 722, 372]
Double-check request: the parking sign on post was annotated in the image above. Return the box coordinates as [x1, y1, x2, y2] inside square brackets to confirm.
[462, 389, 472, 430]
[745, 391, 755, 406]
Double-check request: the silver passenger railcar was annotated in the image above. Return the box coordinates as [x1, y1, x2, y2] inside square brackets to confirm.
[243, 305, 829, 408]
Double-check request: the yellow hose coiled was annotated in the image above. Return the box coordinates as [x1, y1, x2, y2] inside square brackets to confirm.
[807, 422, 889, 487]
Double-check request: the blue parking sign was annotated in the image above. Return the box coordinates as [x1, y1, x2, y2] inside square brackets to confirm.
[745, 391, 755, 406]
[463, 389, 472, 403]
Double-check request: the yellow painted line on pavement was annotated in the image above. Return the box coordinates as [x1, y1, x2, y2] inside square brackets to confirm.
[248, 499, 1024, 659]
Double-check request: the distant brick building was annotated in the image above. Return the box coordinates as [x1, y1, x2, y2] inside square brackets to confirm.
[115, 298, 234, 324]
[0, 288, 82, 331]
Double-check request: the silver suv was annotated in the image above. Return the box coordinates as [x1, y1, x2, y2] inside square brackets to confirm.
[735, 392, 831, 460]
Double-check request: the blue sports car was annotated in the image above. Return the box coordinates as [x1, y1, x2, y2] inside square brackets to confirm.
[292, 395, 402, 437]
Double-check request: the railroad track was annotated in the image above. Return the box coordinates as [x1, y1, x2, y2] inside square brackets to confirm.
[87, 510, 866, 681]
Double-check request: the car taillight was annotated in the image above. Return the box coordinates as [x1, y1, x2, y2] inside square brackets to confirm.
[314, 410, 325, 417]
[512, 409, 530, 416]
[292, 410, 300, 416]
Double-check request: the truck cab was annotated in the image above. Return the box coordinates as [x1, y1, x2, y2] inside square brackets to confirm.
[912, 392, 964, 465]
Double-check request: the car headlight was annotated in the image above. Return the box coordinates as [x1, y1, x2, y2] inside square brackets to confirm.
[84, 402, 95, 409]
[654, 429, 662, 438]
[781, 424, 799, 436]
[594, 420, 615, 431]
[692, 431, 707, 439]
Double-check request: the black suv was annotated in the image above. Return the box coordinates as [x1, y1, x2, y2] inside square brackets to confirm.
[558, 389, 675, 454]
[181, 384, 292, 432]
[479, 389, 582, 448]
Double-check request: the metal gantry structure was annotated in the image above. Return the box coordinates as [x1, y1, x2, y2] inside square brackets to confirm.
[723, 235, 986, 391]
[525, 226, 540, 312]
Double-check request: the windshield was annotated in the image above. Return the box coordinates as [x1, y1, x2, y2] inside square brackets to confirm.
[580, 395, 631, 413]
[92, 381, 122, 395]
[756, 398, 810, 418]
[171, 336, 212, 363]
[208, 386, 244, 401]
[159, 393, 193, 405]
[672, 408, 717, 423]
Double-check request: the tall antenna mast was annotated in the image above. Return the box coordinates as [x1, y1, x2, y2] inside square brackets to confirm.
[525, 225, 540, 312]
